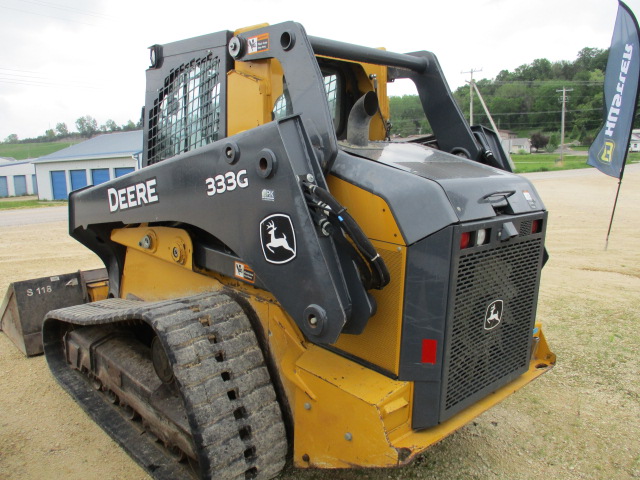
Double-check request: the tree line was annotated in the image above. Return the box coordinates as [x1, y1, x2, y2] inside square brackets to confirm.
[388, 47, 631, 147]
[2, 115, 142, 145]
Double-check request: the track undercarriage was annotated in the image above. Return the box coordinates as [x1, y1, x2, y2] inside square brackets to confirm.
[43, 292, 287, 480]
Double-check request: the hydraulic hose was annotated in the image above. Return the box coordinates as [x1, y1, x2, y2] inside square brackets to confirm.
[304, 182, 390, 290]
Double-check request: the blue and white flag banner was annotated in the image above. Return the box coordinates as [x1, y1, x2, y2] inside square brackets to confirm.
[588, 1, 640, 178]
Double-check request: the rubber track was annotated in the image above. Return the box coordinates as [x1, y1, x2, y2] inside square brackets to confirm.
[43, 292, 287, 480]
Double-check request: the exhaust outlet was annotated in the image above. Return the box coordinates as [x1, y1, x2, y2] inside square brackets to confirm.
[347, 91, 378, 146]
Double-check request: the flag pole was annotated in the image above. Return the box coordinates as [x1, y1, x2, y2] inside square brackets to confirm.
[604, 139, 630, 250]
[605, 177, 624, 250]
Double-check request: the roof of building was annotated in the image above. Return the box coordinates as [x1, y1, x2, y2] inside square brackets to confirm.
[502, 137, 531, 144]
[498, 129, 517, 139]
[34, 130, 143, 164]
[0, 160, 33, 169]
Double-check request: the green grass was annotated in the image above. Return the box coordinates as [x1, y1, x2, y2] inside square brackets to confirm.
[512, 152, 640, 173]
[512, 154, 591, 173]
[0, 199, 66, 209]
[0, 140, 80, 160]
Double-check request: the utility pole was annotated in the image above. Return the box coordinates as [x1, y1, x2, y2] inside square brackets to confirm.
[556, 86, 573, 163]
[462, 68, 482, 124]
[471, 81, 516, 171]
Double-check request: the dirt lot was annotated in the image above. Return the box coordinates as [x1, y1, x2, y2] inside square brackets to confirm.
[1, 166, 639, 480]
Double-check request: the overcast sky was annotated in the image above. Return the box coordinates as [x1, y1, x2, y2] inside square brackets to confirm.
[0, 0, 627, 140]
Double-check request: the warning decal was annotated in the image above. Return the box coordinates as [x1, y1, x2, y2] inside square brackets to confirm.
[247, 33, 269, 54]
[234, 261, 256, 283]
[522, 190, 537, 209]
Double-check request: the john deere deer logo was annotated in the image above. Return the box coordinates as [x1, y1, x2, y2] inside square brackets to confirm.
[260, 214, 297, 264]
[484, 300, 503, 330]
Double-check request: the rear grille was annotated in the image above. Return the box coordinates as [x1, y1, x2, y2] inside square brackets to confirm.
[443, 238, 542, 414]
[519, 220, 532, 236]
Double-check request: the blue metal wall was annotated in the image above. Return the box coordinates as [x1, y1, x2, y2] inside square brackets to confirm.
[70, 170, 88, 191]
[115, 167, 135, 177]
[13, 175, 27, 196]
[91, 169, 110, 185]
[50, 171, 68, 200]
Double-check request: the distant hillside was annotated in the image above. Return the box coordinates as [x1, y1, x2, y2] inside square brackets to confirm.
[389, 47, 618, 142]
[0, 140, 80, 161]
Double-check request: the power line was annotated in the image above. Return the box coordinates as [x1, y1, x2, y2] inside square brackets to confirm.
[489, 108, 602, 116]
[0, 77, 104, 89]
[393, 117, 603, 127]
[0, 68, 105, 89]
[16, 0, 116, 19]
[0, 67, 47, 75]
[391, 108, 602, 118]
[0, 4, 98, 26]
[490, 80, 603, 86]
[0, 71, 55, 81]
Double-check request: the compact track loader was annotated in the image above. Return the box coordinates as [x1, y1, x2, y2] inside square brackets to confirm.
[2, 22, 555, 479]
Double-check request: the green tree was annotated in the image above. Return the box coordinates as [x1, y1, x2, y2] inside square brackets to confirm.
[122, 120, 137, 131]
[569, 124, 580, 141]
[55, 122, 69, 137]
[450, 46, 609, 134]
[530, 132, 549, 151]
[76, 115, 98, 137]
[4, 133, 18, 143]
[45, 129, 56, 140]
[389, 95, 431, 137]
[575, 47, 608, 72]
[104, 119, 120, 132]
[578, 126, 588, 145]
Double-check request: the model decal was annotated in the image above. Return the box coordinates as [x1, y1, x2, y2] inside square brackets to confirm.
[260, 214, 296, 264]
[108, 178, 158, 213]
[206, 170, 248, 196]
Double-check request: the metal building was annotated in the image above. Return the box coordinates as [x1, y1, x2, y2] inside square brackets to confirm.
[33, 131, 142, 200]
[0, 160, 37, 197]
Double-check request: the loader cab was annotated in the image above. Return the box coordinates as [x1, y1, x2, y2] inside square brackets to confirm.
[272, 69, 344, 134]
[272, 58, 389, 143]
[144, 22, 509, 173]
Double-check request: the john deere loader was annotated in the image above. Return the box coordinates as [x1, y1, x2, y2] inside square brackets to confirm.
[1, 22, 555, 479]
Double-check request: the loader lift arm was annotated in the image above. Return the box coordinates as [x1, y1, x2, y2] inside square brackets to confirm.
[71, 117, 370, 345]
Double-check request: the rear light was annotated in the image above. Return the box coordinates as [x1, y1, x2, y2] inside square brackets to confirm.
[459, 217, 541, 250]
[531, 220, 542, 234]
[460, 232, 471, 249]
[476, 228, 488, 245]
[461, 229, 491, 249]
[421, 339, 438, 364]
